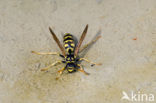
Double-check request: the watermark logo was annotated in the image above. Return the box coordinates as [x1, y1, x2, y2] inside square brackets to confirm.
[121, 91, 155, 102]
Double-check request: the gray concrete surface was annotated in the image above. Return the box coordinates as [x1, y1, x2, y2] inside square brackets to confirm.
[0, 0, 156, 103]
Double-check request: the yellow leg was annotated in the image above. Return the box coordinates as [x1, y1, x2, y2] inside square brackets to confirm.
[77, 64, 89, 75]
[57, 67, 65, 74]
[79, 35, 101, 52]
[31, 51, 59, 55]
[79, 58, 102, 66]
[56, 67, 65, 80]
[41, 61, 62, 71]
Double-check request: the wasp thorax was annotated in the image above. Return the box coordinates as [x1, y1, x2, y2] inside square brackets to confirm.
[66, 53, 75, 62]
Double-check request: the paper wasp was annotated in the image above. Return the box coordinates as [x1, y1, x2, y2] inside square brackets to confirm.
[32, 24, 101, 78]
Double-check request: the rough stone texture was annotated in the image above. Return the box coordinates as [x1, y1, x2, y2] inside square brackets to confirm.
[0, 0, 156, 103]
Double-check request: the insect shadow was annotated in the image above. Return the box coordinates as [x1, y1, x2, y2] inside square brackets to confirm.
[72, 29, 101, 68]
[79, 29, 101, 58]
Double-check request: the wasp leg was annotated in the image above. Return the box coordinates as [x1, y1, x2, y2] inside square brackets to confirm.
[79, 58, 102, 66]
[56, 67, 65, 80]
[77, 64, 89, 75]
[58, 67, 65, 74]
[41, 61, 62, 71]
[31, 51, 60, 55]
[79, 35, 101, 53]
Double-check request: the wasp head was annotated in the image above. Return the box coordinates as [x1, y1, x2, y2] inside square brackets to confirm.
[66, 63, 76, 73]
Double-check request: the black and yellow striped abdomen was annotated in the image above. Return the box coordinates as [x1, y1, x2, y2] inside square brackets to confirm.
[63, 33, 75, 53]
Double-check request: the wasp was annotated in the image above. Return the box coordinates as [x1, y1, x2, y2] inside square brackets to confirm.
[32, 24, 101, 78]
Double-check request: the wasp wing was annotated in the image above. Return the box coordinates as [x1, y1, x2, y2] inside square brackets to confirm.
[74, 24, 88, 56]
[49, 27, 66, 56]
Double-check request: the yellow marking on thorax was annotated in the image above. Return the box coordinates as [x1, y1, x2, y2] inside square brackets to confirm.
[66, 61, 75, 63]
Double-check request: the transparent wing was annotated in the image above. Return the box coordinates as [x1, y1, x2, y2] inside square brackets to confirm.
[74, 24, 88, 56]
[49, 27, 66, 56]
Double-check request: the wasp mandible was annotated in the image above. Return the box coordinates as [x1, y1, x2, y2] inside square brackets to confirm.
[32, 24, 101, 77]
